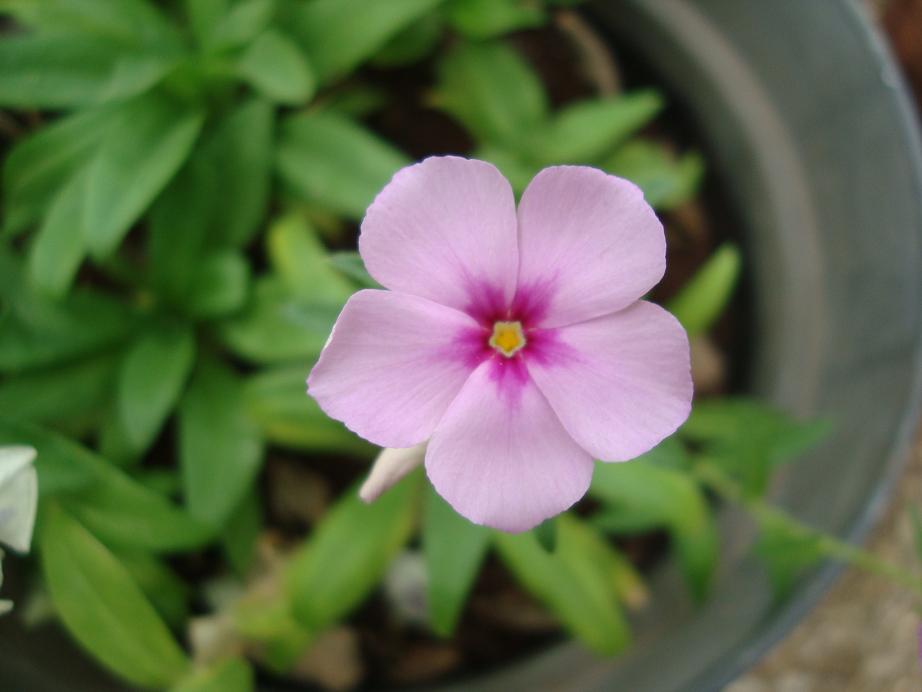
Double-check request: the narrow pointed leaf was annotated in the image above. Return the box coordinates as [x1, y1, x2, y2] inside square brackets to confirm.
[238, 29, 315, 104]
[667, 243, 742, 338]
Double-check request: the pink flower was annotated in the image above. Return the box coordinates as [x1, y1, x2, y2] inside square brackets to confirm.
[308, 157, 692, 532]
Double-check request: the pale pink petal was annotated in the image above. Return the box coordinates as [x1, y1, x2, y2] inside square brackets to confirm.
[425, 360, 594, 532]
[528, 301, 692, 461]
[516, 166, 665, 327]
[359, 444, 426, 503]
[308, 290, 485, 448]
[359, 156, 518, 314]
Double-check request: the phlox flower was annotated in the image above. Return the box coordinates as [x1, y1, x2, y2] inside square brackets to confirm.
[308, 157, 692, 532]
[0, 445, 38, 615]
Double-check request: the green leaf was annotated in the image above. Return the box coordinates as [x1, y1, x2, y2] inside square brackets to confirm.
[590, 452, 717, 602]
[754, 509, 825, 598]
[117, 323, 196, 454]
[267, 214, 354, 303]
[40, 504, 190, 688]
[180, 359, 265, 529]
[184, 0, 231, 45]
[327, 251, 381, 289]
[27, 174, 88, 298]
[217, 277, 336, 364]
[206, 0, 276, 51]
[604, 141, 704, 210]
[523, 92, 664, 164]
[447, 0, 546, 40]
[289, 471, 422, 630]
[243, 365, 372, 457]
[423, 488, 490, 636]
[2, 105, 119, 237]
[277, 111, 408, 219]
[434, 41, 547, 145]
[222, 491, 263, 576]
[681, 398, 831, 498]
[83, 92, 205, 258]
[279, 0, 444, 83]
[238, 29, 315, 104]
[118, 551, 190, 627]
[0, 33, 116, 108]
[186, 251, 251, 318]
[474, 143, 538, 194]
[666, 243, 742, 338]
[0, 353, 116, 433]
[372, 13, 443, 68]
[533, 517, 558, 553]
[207, 98, 274, 248]
[495, 515, 631, 655]
[172, 657, 254, 692]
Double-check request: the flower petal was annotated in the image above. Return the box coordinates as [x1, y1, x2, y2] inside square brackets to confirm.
[308, 290, 485, 448]
[425, 360, 593, 532]
[516, 166, 665, 327]
[359, 444, 426, 503]
[0, 447, 38, 554]
[528, 301, 692, 461]
[359, 156, 518, 315]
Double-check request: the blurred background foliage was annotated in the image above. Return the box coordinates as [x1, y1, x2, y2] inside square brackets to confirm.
[0, 1, 855, 690]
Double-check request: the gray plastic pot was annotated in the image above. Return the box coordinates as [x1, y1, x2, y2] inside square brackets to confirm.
[2, 1, 921, 691]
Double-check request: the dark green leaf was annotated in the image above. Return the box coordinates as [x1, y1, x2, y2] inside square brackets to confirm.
[83, 92, 205, 258]
[243, 365, 372, 457]
[206, 0, 276, 51]
[217, 277, 336, 364]
[171, 657, 254, 692]
[289, 472, 422, 630]
[277, 111, 408, 219]
[27, 174, 88, 298]
[591, 454, 717, 601]
[533, 517, 557, 553]
[373, 13, 443, 67]
[180, 359, 265, 528]
[523, 92, 664, 164]
[279, 0, 443, 83]
[117, 323, 196, 454]
[495, 515, 631, 655]
[423, 488, 490, 636]
[605, 140, 704, 210]
[222, 491, 263, 576]
[184, 0, 231, 45]
[3, 105, 119, 236]
[267, 214, 354, 303]
[0, 419, 94, 497]
[434, 41, 547, 145]
[186, 251, 251, 318]
[666, 243, 741, 338]
[118, 551, 190, 627]
[447, 0, 546, 40]
[328, 251, 382, 289]
[681, 398, 831, 498]
[40, 504, 190, 688]
[237, 29, 315, 104]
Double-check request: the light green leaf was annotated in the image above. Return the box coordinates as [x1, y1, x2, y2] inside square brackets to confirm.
[243, 365, 372, 457]
[754, 510, 825, 599]
[447, 0, 546, 40]
[277, 111, 408, 219]
[217, 277, 336, 364]
[591, 454, 717, 602]
[96, 52, 181, 104]
[495, 515, 631, 655]
[423, 488, 490, 636]
[289, 471, 422, 630]
[434, 41, 547, 145]
[27, 174, 88, 298]
[267, 214, 354, 303]
[0, 33, 115, 108]
[524, 91, 664, 164]
[238, 29, 315, 104]
[180, 359, 265, 529]
[666, 243, 741, 338]
[279, 0, 443, 83]
[2, 105, 119, 237]
[186, 251, 251, 318]
[605, 140, 704, 210]
[206, 0, 276, 51]
[117, 323, 196, 454]
[207, 98, 274, 248]
[83, 92, 205, 258]
[328, 251, 381, 289]
[681, 398, 831, 498]
[171, 657, 254, 692]
[40, 504, 190, 688]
